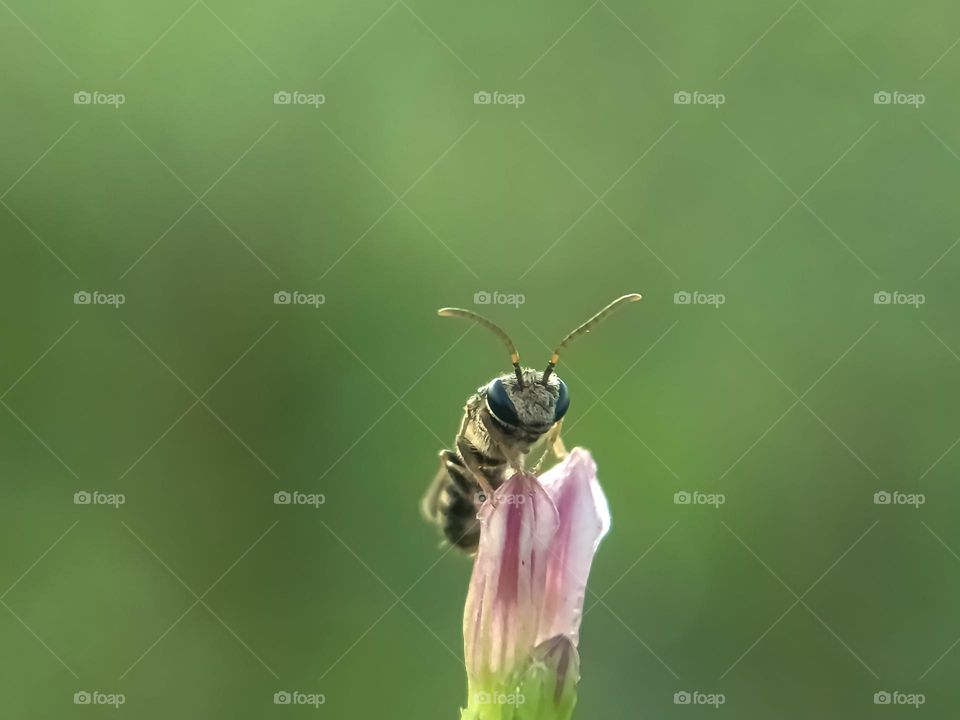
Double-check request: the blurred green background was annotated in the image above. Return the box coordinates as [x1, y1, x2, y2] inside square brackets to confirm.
[3, 0, 960, 717]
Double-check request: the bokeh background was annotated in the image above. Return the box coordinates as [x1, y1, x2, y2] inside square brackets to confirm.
[2, 0, 960, 717]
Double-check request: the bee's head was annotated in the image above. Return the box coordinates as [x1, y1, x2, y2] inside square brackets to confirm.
[438, 294, 641, 429]
[484, 369, 569, 432]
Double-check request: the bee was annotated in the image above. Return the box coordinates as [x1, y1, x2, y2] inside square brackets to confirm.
[421, 294, 642, 552]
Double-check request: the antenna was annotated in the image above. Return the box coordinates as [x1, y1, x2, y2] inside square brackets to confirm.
[438, 308, 525, 387]
[541, 294, 642, 384]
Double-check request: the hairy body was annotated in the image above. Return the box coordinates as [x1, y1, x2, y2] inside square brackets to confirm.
[421, 369, 566, 552]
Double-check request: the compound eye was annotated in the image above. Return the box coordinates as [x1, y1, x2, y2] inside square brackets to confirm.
[554, 379, 570, 422]
[486, 378, 521, 426]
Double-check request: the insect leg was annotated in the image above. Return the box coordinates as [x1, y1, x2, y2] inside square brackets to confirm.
[477, 410, 523, 472]
[440, 449, 476, 496]
[456, 436, 498, 505]
[552, 418, 568, 459]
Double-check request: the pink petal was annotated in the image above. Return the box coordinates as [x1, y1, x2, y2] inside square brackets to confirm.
[463, 472, 559, 682]
[536, 448, 611, 646]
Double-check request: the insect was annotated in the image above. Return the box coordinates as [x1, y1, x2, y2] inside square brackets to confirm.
[420, 294, 642, 552]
